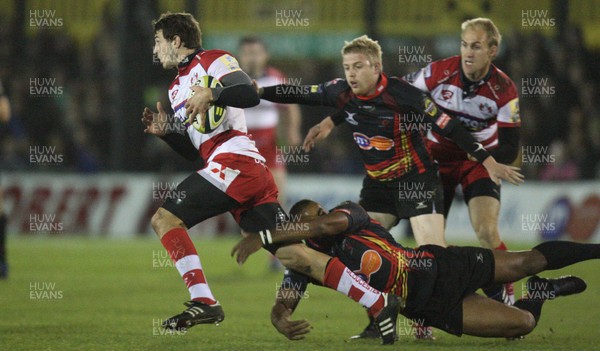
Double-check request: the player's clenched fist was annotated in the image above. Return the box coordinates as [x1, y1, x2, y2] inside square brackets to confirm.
[185, 86, 213, 119]
[141, 102, 169, 137]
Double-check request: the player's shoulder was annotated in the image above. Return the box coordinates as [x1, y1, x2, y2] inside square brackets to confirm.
[489, 64, 518, 99]
[196, 49, 237, 68]
[426, 56, 461, 82]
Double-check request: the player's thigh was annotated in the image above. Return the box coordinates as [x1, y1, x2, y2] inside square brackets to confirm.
[462, 293, 535, 337]
[159, 173, 239, 233]
[275, 244, 330, 279]
[463, 173, 501, 238]
[359, 178, 399, 229]
[409, 213, 446, 247]
[436, 163, 460, 218]
[395, 170, 445, 220]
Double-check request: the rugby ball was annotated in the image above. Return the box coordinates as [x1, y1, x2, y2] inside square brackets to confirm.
[187, 75, 227, 133]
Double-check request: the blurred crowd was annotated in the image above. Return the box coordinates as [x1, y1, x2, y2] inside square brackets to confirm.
[0, 10, 598, 180]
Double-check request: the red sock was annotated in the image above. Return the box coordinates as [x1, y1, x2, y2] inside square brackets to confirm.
[323, 257, 384, 315]
[495, 241, 508, 251]
[161, 228, 216, 305]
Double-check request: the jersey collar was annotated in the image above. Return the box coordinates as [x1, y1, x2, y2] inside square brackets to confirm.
[460, 64, 493, 99]
[177, 47, 204, 72]
[356, 73, 388, 100]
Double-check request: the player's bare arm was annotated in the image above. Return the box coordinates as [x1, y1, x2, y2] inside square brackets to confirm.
[281, 104, 303, 146]
[231, 210, 349, 264]
[271, 284, 312, 340]
[303, 117, 334, 152]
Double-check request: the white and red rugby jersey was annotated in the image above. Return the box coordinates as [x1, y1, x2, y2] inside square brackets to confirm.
[168, 49, 264, 163]
[244, 67, 287, 131]
[408, 55, 520, 153]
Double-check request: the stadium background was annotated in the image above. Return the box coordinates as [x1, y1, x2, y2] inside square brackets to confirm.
[1, 1, 600, 350]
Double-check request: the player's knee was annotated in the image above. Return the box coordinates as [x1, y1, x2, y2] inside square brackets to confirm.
[474, 223, 499, 248]
[151, 208, 184, 238]
[510, 311, 536, 337]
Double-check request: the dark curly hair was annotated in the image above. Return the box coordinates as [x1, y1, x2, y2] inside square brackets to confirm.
[153, 12, 202, 49]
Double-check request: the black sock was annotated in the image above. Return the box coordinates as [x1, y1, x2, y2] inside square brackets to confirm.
[533, 241, 600, 270]
[514, 298, 544, 323]
[0, 214, 6, 263]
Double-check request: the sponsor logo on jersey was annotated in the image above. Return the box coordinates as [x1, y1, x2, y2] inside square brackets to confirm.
[508, 98, 520, 123]
[424, 98, 438, 117]
[201, 161, 240, 191]
[219, 55, 241, 72]
[353, 132, 394, 151]
[345, 111, 359, 125]
[435, 113, 451, 129]
[457, 115, 489, 131]
[479, 102, 493, 114]
[441, 89, 453, 100]
[354, 250, 382, 283]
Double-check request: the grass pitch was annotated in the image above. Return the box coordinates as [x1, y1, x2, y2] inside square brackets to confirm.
[1, 236, 599, 351]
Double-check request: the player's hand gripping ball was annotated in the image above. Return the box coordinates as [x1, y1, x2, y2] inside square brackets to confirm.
[187, 76, 227, 133]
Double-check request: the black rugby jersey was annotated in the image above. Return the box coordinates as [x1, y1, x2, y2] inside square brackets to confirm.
[262, 74, 490, 181]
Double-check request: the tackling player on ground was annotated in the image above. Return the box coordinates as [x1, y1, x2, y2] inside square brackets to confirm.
[232, 200, 594, 342]
[142, 12, 287, 331]
[404, 17, 520, 306]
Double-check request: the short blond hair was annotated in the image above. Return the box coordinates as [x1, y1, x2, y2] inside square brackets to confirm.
[341, 35, 383, 69]
[461, 18, 502, 49]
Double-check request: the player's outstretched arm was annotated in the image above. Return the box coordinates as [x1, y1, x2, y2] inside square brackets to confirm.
[488, 126, 520, 164]
[271, 271, 312, 340]
[258, 78, 344, 107]
[399, 84, 524, 185]
[444, 120, 523, 184]
[303, 117, 335, 152]
[231, 212, 349, 264]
